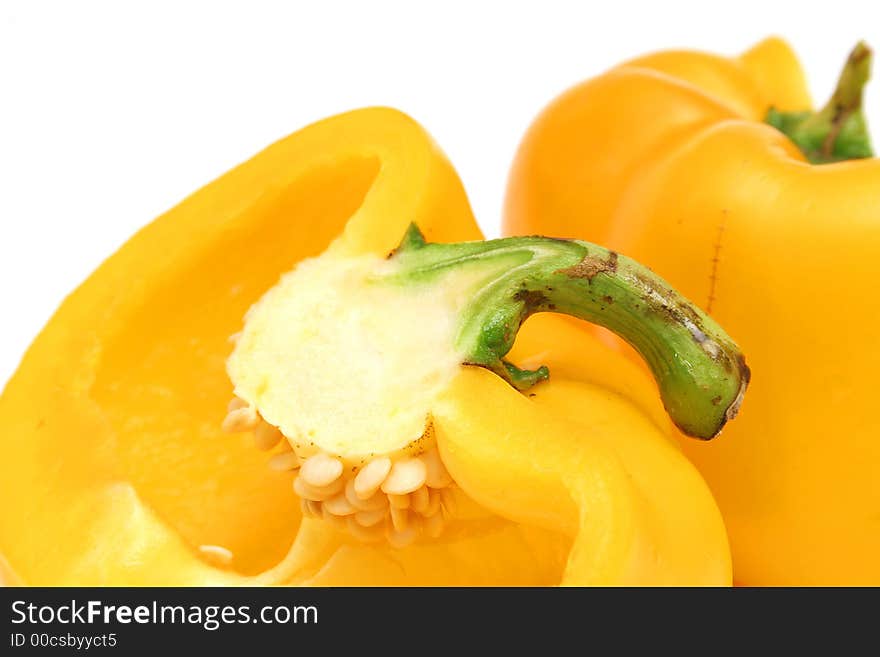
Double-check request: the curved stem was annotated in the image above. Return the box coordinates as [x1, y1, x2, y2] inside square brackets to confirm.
[386, 224, 750, 440]
[766, 41, 873, 163]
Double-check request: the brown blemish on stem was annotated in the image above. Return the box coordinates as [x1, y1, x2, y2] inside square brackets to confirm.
[633, 270, 738, 373]
[557, 251, 619, 282]
[823, 107, 844, 158]
[728, 354, 751, 419]
[513, 288, 549, 308]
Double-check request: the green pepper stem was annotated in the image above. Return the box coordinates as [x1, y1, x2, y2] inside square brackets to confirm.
[766, 41, 874, 163]
[386, 224, 750, 440]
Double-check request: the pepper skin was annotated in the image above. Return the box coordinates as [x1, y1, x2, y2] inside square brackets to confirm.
[504, 38, 880, 585]
[0, 108, 731, 586]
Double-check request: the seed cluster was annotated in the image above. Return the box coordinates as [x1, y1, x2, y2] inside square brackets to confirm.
[222, 397, 456, 548]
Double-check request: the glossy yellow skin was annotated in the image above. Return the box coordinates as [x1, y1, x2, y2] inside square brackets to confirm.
[0, 108, 729, 586]
[505, 38, 880, 585]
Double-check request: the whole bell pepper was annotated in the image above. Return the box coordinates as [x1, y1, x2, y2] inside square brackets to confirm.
[0, 108, 745, 586]
[504, 37, 880, 585]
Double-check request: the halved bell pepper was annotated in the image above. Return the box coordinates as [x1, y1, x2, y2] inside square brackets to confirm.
[504, 38, 880, 584]
[0, 108, 743, 586]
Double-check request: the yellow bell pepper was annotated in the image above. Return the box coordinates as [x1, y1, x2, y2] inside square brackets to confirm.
[504, 38, 879, 584]
[0, 107, 743, 586]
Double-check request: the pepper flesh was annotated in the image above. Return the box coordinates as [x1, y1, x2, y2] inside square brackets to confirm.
[504, 37, 880, 585]
[0, 108, 731, 585]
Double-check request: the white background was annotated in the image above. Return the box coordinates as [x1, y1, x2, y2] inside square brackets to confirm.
[1, 0, 877, 388]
